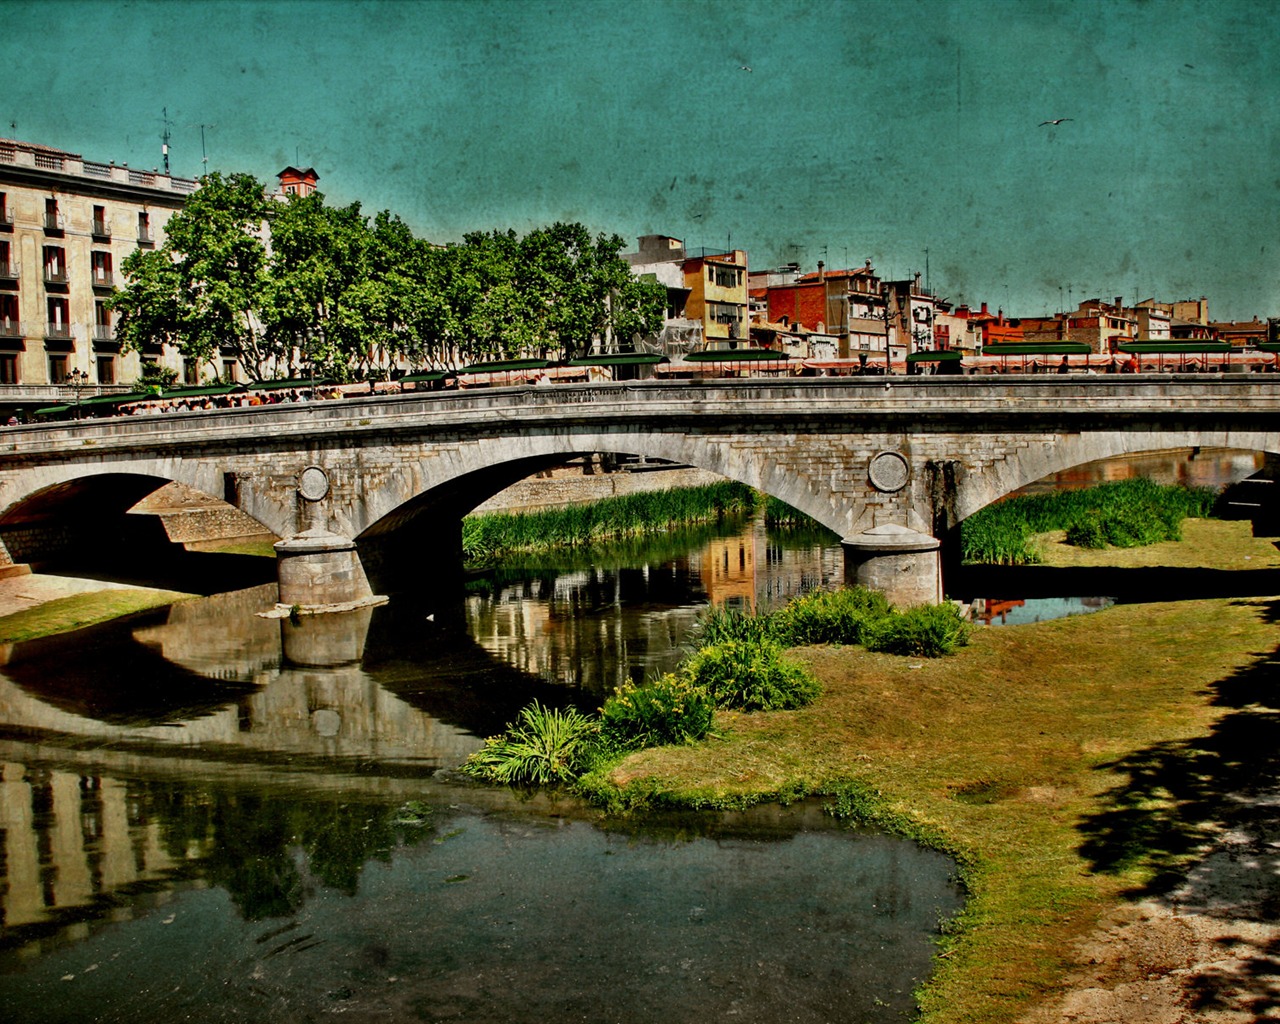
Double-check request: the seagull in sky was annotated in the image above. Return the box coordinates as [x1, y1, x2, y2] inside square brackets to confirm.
[739, 64, 752, 72]
[1039, 117, 1073, 126]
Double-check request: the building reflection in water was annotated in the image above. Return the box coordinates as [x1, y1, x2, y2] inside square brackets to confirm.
[464, 520, 842, 693]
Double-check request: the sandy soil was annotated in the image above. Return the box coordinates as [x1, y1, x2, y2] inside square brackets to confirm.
[1023, 789, 1280, 1022]
[0, 571, 155, 616]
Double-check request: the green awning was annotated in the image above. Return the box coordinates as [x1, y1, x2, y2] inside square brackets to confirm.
[906, 350, 963, 363]
[80, 391, 154, 406]
[1257, 342, 1280, 353]
[1116, 341, 1234, 354]
[982, 342, 1093, 356]
[458, 359, 551, 374]
[160, 384, 247, 399]
[683, 348, 790, 362]
[248, 377, 332, 390]
[33, 405, 71, 417]
[400, 370, 454, 383]
[568, 353, 669, 367]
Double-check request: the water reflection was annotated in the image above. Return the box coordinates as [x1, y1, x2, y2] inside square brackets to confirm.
[463, 518, 842, 692]
[970, 596, 1116, 626]
[0, 743, 960, 1024]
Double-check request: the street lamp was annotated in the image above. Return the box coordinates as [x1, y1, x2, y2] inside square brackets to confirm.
[65, 367, 89, 419]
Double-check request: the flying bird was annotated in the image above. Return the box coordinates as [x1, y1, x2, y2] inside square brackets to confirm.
[1039, 117, 1073, 126]
[739, 64, 752, 72]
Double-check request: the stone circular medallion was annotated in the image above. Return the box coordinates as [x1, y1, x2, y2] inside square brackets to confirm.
[867, 451, 910, 493]
[298, 465, 330, 502]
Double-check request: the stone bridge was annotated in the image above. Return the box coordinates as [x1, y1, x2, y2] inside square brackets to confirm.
[1, 376, 1277, 608]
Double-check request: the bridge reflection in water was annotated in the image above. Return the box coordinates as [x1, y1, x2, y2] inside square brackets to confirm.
[0, 517, 847, 955]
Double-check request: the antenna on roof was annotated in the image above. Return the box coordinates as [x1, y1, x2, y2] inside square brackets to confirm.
[161, 107, 173, 175]
[189, 123, 216, 173]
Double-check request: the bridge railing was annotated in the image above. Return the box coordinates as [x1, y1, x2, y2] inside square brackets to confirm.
[3, 375, 1280, 459]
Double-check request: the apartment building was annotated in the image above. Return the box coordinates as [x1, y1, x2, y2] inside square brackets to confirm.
[625, 235, 750, 351]
[0, 137, 196, 405]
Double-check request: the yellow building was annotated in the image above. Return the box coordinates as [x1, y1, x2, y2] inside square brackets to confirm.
[0, 137, 196, 409]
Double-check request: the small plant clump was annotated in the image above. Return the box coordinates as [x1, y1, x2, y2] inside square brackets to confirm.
[598, 675, 715, 750]
[683, 638, 821, 711]
[460, 701, 597, 785]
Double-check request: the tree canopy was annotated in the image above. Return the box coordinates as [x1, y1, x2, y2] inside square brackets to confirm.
[109, 173, 666, 382]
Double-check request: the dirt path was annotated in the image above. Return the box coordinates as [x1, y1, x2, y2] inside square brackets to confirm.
[1024, 788, 1280, 1022]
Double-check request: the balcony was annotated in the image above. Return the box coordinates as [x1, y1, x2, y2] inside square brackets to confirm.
[0, 208, 12, 232]
[91, 272, 115, 290]
[43, 213, 65, 235]
[92, 324, 116, 342]
[137, 229, 154, 249]
[43, 268, 69, 288]
[91, 218, 111, 240]
[0, 319, 22, 338]
[44, 322, 74, 342]
[0, 261, 17, 282]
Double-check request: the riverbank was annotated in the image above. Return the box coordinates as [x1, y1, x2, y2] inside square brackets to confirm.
[0, 573, 194, 644]
[595, 518, 1280, 1023]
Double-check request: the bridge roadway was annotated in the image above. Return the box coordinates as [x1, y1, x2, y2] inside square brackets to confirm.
[1, 375, 1277, 608]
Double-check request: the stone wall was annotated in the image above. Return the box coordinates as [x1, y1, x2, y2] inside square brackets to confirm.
[471, 465, 727, 514]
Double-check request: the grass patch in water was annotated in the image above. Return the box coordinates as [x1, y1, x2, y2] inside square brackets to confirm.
[0, 587, 194, 643]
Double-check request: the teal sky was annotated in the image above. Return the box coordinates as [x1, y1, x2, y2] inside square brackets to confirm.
[5, 0, 1278, 319]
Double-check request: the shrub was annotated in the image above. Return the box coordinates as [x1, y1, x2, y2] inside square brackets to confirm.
[865, 603, 971, 657]
[460, 701, 598, 785]
[683, 638, 821, 711]
[686, 605, 777, 648]
[599, 674, 715, 750]
[771, 587, 893, 646]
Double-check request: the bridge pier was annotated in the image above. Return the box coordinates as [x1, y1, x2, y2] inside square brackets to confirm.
[842, 524, 942, 607]
[274, 528, 385, 614]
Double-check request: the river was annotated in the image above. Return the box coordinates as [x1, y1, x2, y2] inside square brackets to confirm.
[0, 517, 955, 1024]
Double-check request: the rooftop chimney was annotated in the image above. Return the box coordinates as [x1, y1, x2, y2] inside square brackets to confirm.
[980, 301, 989, 316]
[817, 261, 825, 282]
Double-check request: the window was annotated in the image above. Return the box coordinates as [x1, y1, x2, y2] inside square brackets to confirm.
[222, 359, 239, 383]
[712, 265, 742, 288]
[0, 354, 17, 384]
[0, 239, 11, 275]
[91, 250, 113, 286]
[92, 205, 109, 237]
[47, 297, 69, 336]
[137, 211, 152, 244]
[48, 355, 68, 383]
[43, 246, 66, 283]
[0, 191, 10, 227]
[96, 356, 115, 384]
[1, 293, 19, 332]
[183, 358, 199, 385]
[44, 197, 60, 231]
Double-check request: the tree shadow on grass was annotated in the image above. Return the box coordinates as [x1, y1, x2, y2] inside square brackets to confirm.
[1076, 596, 1280, 1014]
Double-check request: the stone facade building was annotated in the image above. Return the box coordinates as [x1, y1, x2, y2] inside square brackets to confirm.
[0, 137, 197, 411]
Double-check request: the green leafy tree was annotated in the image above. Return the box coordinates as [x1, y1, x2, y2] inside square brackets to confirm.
[110, 172, 277, 381]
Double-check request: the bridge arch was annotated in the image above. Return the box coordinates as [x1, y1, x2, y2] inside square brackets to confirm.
[0, 463, 281, 574]
[352, 429, 856, 543]
[952, 429, 1280, 523]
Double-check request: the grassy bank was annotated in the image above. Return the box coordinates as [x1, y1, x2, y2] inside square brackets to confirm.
[0, 587, 195, 643]
[575, 517, 1280, 1022]
[593, 595, 1276, 1022]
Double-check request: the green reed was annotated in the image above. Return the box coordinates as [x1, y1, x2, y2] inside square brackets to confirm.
[462, 481, 759, 565]
[960, 477, 1220, 565]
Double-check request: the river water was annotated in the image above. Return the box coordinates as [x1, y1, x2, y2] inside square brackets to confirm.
[0, 518, 956, 1024]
